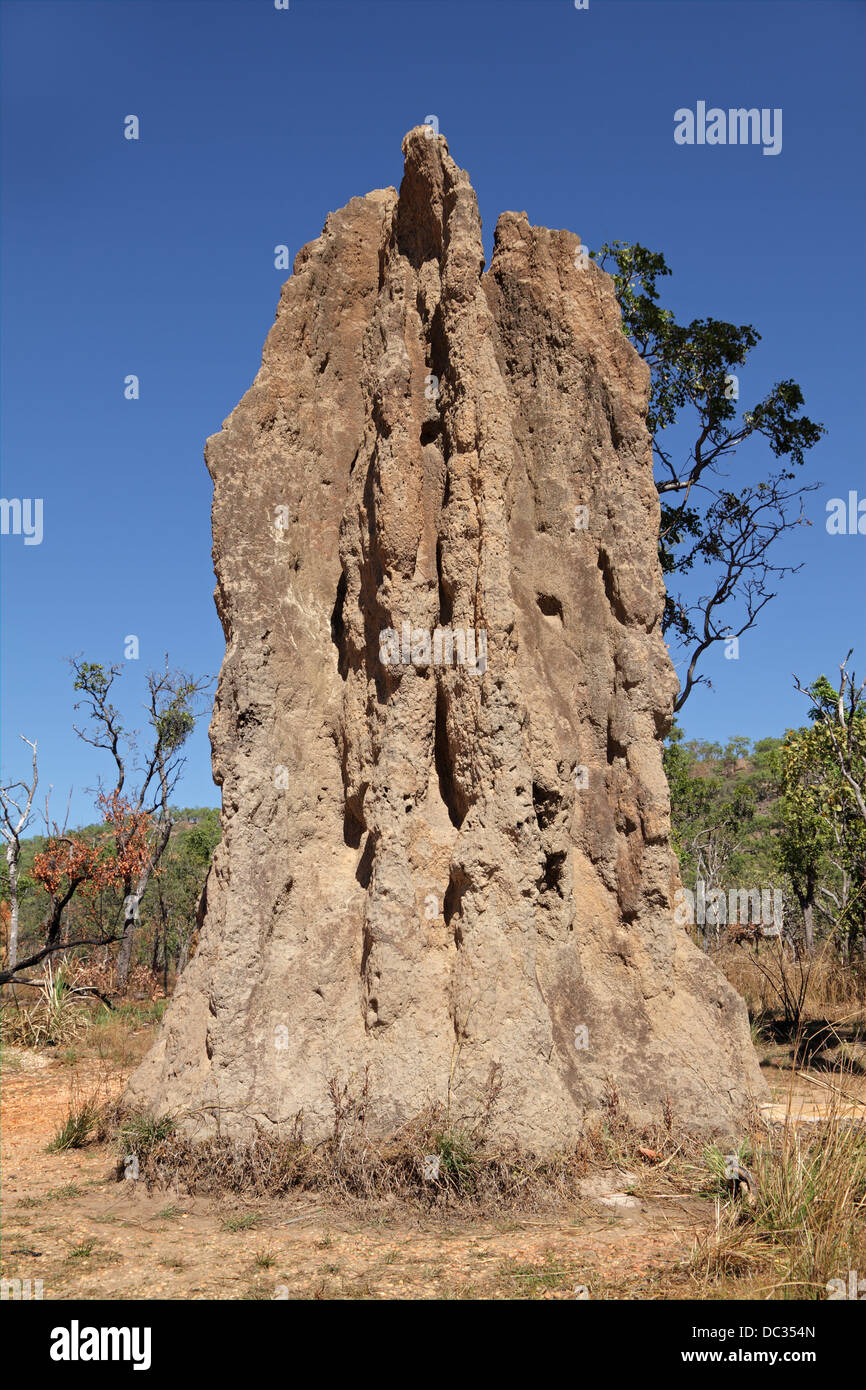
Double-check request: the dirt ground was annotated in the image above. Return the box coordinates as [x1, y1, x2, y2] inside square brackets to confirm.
[2, 1036, 863, 1301]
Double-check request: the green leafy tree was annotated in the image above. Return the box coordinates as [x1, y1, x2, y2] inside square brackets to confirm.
[780, 655, 866, 958]
[664, 728, 787, 949]
[665, 730, 760, 925]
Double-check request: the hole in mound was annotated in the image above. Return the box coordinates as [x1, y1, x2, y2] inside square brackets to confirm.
[539, 850, 567, 898]
[434, 685, 464, 829]
[532, 781, 559, 831]
[356, 833, 376, 889]
[536, 593, 564, 622]
[330, 571, 348, 679]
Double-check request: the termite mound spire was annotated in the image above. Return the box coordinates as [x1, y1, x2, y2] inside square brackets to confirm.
[127, 128, 766, 1146]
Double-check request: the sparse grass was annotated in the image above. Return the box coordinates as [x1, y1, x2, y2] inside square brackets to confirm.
[156, 1204, 182, 1220]
[434, 1128, 477, 1191]
[91, 1000, 166, 1066]
[222, 1213, 263, 1232]
[692, 1075, 866, 1299]
[497, 1252, 579, 1298]
[47, 1071, 120, 1152]
[48, 1100, 102, 1152]
[254, 1248, 276, 1269]
[116, 1112, 175, 1154]
[67, 1239, 96, 1260]
[702, 1140, 753, 1196]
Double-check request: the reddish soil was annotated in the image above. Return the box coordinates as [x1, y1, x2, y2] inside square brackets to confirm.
[1, 1050, 709, 1300]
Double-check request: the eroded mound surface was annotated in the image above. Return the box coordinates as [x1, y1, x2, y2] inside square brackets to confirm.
[127, 128, 766, 1146]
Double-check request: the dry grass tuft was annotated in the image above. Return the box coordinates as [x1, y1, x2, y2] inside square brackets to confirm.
[114, 1075, 710, 1216]
[46, 1067, 125, 1152]
[691, 1074, 866, 1299]
[713, 942, 866, 1033]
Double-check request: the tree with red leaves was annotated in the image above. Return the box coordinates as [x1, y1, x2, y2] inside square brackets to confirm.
[0, 659, 210, 989]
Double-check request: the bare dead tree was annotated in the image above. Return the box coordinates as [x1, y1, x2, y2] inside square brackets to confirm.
[595, 242, 825, 708]
[671, 476, 818, 711]
[0, 736, 38, 972]
[0, 936, 121, 988]
[71, 657, 211, 986]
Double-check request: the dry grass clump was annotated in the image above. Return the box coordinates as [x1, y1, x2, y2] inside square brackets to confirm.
[714, 941, 866, 1030]
[691, 1080, 866, 1299]
[47, 1068, 125, 1152]
[1, 973, 166, 1068]
[115, 1073, 708, 1215]
[1, 962, 96, 1048]
[65, 958, 161, 1000]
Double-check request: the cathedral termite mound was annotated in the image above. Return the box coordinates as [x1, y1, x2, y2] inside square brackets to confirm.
[127, 127, 767, 1147]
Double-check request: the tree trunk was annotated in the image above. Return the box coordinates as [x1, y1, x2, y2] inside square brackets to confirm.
[116, 819, 172, 987]
[6, 845, 19, 971]
[116, 891, 140, 987]
[794, 873, 816, 957]
[802, 900, 815, 957]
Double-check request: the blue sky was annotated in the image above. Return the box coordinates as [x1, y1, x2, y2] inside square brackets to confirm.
[1, 0, 864, 827]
